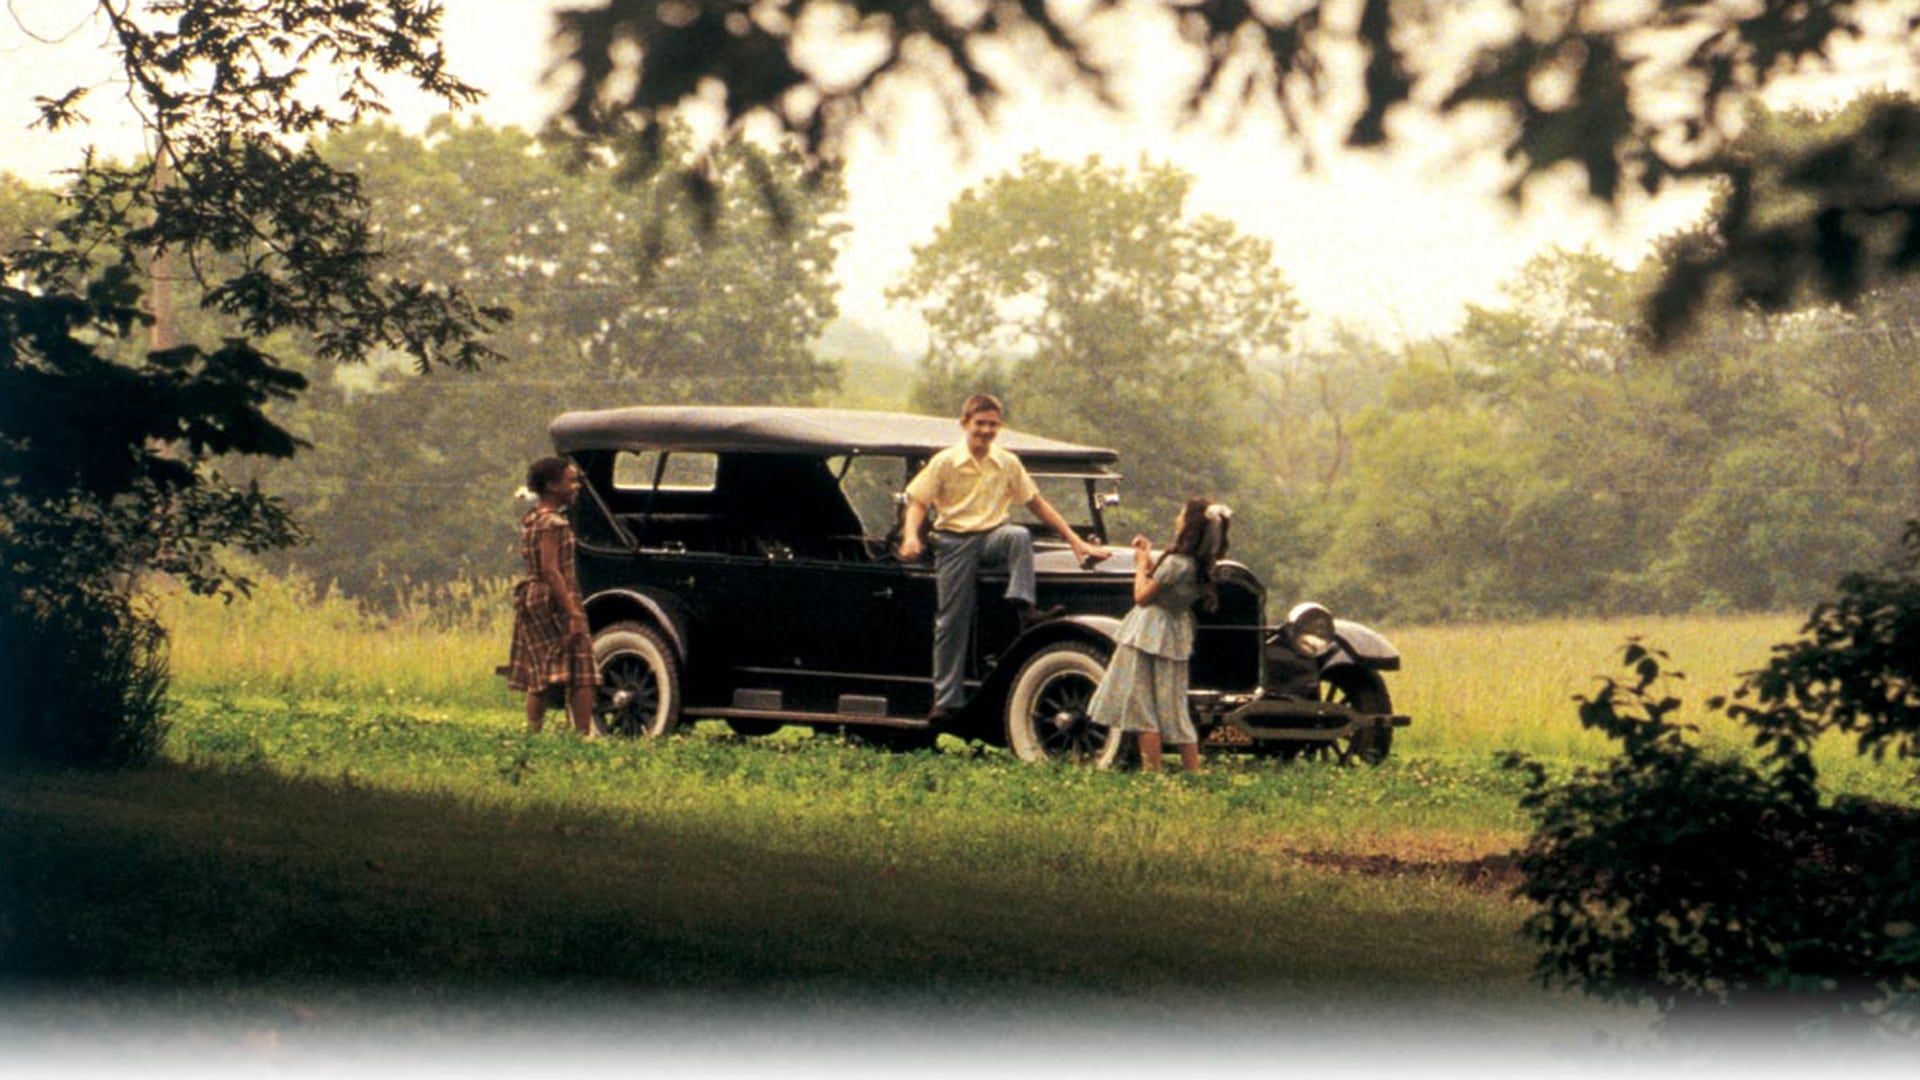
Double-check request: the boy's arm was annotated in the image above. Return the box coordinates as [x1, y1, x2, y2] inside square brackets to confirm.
[898, 456, 940, 561]
[1026, 494, 1112, 565]
[898, 497, 930, 561]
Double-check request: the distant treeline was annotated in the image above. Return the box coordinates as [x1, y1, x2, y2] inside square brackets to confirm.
[1280, 259, 1920, 620]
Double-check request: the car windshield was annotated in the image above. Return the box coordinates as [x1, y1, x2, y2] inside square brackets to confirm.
[1013, 474, 1109, 538]
[831, 458, 1115, 541]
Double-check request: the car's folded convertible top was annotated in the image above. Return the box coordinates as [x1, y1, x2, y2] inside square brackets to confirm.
[550, 406, 1119, 469]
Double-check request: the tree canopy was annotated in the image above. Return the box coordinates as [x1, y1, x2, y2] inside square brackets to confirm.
[552, 0, 1920, 341]
[892, 153, 1300, 540]
[254, 120, 849, 595]
[1305, 242, 1920, 622]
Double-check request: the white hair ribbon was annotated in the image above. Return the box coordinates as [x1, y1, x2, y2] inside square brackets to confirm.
[1202, 503, 1232, 560]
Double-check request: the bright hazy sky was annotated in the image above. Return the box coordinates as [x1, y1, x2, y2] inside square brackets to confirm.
[3, 0, 1914, 350]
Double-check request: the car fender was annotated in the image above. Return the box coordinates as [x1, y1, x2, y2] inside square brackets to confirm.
[1048, 613, 1122, 644]
[583, 587, 690, 661]
[1324, 618, 1401, 673]
[968, 615, 1121, 724]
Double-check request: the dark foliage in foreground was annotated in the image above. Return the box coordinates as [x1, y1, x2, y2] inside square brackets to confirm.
[1, 2, 500, 764]
[0, 269, 296, 765]
[0, 599, 169, 768]
[1506, 525, 1920, 1033]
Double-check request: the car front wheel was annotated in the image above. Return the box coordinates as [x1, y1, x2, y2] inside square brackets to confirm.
[1004, 642, 1123, 767]
[1318, 667, 1393, 765]
[593, 621, 683, 738]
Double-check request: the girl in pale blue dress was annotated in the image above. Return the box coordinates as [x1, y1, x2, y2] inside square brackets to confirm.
[1088, 497, 1232, 773]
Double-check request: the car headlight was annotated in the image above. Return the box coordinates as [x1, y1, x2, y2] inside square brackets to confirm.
[1292, 632, 1331, 657]
[1285, 602, 1336, 657]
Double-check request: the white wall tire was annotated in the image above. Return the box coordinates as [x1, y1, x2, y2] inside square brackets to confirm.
[1004, 642, 1122, 767]
[592, 621, 683, 738]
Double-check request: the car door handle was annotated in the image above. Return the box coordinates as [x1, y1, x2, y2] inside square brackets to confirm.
[872, 587, 893, 599]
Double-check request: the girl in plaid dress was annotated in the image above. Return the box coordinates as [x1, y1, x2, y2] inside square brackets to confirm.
[507, 457, 603, 736]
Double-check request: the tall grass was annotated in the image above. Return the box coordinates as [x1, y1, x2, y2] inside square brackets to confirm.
[1391, 613, 1799, 759]
[156, 570, 509, 708]
[1389, 613, 1913, 793]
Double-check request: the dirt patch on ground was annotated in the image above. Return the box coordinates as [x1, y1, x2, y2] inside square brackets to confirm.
[1288, 849, 1524, 893]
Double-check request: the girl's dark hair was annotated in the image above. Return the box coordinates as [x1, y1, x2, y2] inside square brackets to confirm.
[525, 456, 572, 497]
[1157, 496, 1228, 611]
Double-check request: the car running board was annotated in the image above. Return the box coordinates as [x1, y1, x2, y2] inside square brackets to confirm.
[704, 707, 933, 730]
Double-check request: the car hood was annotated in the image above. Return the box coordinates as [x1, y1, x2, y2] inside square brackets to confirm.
[1034, 545, 1134, 575]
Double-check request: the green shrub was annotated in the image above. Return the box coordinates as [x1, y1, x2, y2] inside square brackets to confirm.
[0, 596, 170, 767]
[1723, 521, 1920, 769]
[1506, 523, 1920, 1034]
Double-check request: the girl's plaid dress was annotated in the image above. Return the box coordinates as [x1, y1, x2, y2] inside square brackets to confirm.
[506, 506, 601, 693]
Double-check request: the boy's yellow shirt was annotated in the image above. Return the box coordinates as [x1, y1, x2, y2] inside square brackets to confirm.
[905, 443, 1039, 534]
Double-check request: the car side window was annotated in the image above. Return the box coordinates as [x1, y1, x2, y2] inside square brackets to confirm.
[613, 450, 718, 492]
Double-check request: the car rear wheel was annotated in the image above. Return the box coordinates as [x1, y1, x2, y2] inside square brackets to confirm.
[1315, 667, 1393, 765]
[593, 622, 682, 738]
[1004, 642, 1123, 767]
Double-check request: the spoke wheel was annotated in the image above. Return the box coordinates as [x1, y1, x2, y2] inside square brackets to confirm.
[1311, 667, 1393, 765]
[592, 622, 682, 738]
[1005, 642, 1123, 767]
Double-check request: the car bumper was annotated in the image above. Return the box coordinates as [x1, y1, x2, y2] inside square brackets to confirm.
[1202, 693, 1411, 748]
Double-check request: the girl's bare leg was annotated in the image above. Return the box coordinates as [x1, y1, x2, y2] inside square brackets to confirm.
[525, 691, 547, 734]
[1138, 731, 1163, 773]
[1176, 742, 1202, 773]
[569, 685, 598, 736]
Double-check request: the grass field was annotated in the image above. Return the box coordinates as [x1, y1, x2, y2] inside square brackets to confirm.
[3, 579, 1914, 1058]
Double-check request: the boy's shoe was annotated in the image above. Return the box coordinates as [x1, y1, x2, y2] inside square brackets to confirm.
[1017, 603, 1067, 631]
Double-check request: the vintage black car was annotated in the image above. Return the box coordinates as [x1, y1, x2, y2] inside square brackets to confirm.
[548, 406, 1408, 765]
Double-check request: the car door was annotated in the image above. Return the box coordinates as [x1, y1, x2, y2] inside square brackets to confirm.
[751, 454, 936, 718]
[597, 448, 792, 689]
[759, 553, 934, 716]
